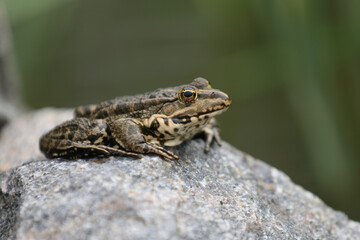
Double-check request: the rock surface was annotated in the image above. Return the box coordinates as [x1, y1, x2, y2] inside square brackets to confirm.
[0, 108, 72, 171]
[0, 109, 360, 240]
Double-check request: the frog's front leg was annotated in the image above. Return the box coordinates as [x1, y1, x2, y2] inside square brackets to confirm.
[202, 118, 222, 152]
[39, 118, 141, 159]
[108, 118, 179, 160]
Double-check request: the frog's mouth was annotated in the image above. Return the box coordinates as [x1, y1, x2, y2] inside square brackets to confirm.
[173, 101, 231, 119]
[198, 104, 229, 117]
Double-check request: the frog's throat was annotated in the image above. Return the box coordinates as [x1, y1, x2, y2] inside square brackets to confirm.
[143, 107, 228, 129]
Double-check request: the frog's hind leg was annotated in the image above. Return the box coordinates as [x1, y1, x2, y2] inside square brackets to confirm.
[108, 118, 179, 160]
[40, 138, 140, 159]
[39, 118, 141, 159]
[40, 138, 108, 159]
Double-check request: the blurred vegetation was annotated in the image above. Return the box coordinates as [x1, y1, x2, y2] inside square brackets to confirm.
[2, 0, 360, 220]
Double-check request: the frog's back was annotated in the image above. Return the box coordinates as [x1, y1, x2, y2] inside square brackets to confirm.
[74, 78, 212, 119]
[74, 87, 178, 119]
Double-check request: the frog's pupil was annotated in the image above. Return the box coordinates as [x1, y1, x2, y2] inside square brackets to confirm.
[184, 91, 193, 98]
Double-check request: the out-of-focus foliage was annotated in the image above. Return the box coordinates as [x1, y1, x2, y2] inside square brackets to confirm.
[3, 0, 360, 220]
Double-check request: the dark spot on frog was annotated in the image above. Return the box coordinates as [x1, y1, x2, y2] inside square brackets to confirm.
[88, 134, 99, 142]
[174, 128, 179, 132]
[182, 116, 191, 123]
[162, 92, 170, 97]
[172, 118, 182, 124]
[164, 130, 173, 137]
[67, 132, 74, 140]
[163, 118, 169, 126]
[141, 126, 157, 138]
[115, 104, 126, 114]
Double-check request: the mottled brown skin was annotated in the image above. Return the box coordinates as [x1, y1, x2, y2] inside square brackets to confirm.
[39, 77, 231, 160]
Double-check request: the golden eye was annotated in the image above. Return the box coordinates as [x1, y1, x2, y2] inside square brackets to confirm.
[179, 87, 198, 104]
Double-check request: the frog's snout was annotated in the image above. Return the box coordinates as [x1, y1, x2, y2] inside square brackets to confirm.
[211, 91, 231, 107]
[222, 93, 231, 107]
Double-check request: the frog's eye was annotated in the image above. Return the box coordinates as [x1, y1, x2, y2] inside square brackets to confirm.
[179, 87, 198, 104]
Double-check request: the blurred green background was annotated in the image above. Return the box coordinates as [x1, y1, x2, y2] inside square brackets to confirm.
[2, 0, 360, 220]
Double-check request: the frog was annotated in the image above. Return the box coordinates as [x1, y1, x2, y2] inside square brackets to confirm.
[39, 77, 231, 160]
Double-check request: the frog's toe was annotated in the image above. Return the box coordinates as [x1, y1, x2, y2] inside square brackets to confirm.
[113, 150, 142, 159]
[203, 128, 222, 153]
[126, 152, 142, 159]
[139, 144, 178, 160]
[153, 146, 179, 160]
[99, 145, 142, 159]
[160, 148, 179, 160]
[213, 130, 222, 146]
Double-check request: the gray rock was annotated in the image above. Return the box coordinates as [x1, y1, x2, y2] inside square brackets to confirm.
[0, 108, 73, 171]
[0, 109, 360, 240]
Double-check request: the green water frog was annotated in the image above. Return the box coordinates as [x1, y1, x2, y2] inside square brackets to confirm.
[39, 77, 231, 160]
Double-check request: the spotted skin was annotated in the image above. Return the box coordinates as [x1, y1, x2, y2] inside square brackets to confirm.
[40, 118, 141, 159]
[39, 77, 231, 160]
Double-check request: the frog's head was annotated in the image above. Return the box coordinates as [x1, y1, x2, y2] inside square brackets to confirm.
[160, 77, 231, 119]
[143, 78, 231, 146]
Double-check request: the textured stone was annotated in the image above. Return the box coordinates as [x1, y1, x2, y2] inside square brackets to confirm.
[0, 108, 72, 171]
[0, 109, 360, 240]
